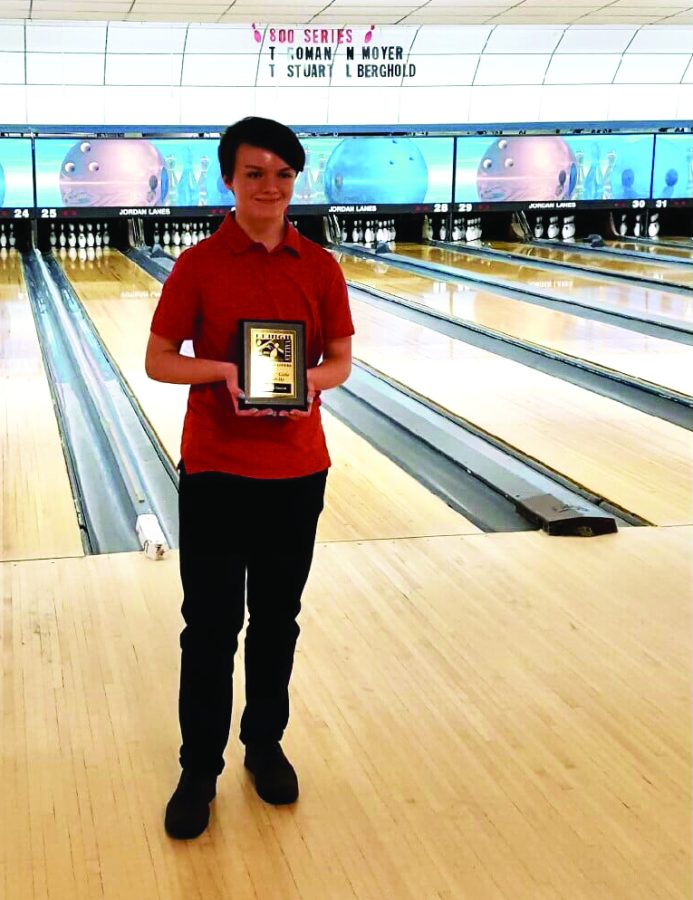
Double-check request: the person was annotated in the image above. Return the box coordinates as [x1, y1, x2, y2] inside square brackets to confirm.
[145, 117, 354, 840]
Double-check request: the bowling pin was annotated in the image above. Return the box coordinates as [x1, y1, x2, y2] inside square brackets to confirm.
[1, 225, 9, 249]
[68, 224, 77, 248]
[182, 223, 191, 247]
[86, 223, 95, 248]
[197, 222, 205, 243]
[476, 218, 483, 241]
[390, 219, 397, 242]
[49, 224, 57, 248]
[58, 225, 67, 248]
[547, 216, 559, 240]
[648, 213, 660, 239]
[633, 214, 642, 238]
[533, 216, 544, 239]
[77, 224, 86, 249]
[173, 223, 181, 246]
[618, 214, 628, 237]
[561, 217, 571, 241]
[102, 225, 110, 248]
[204, 222, 211, 239]
[152, 224, 160, 246]
[452, 219, 461, 242]
[341, 220, 348, 242]
[95, 223, 102, 247]
[439, 218, 447, 241]
[364, 221, 374, 247]
[8, 224, 15, 249]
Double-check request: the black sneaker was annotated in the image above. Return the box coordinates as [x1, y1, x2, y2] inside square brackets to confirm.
[164, 770, 217, 839]
[244, 742, 299, 805]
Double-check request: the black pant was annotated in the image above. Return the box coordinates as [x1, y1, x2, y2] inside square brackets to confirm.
[177, 463, 327, 776]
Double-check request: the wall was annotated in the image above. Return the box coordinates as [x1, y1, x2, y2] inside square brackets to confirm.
[0, 21, 691, 127]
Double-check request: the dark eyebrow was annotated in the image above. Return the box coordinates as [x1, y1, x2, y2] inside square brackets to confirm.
[242, 164, 294, 173]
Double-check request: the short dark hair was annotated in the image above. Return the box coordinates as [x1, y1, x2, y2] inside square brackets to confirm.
[218, 117, 305, 179]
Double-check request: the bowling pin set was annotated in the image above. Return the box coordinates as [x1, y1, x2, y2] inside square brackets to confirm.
[532, 215, 576, 242]
[0, 222, 17, 250]
[616, 212, 660, 239]
[422, 214, 483, 244]
[49, 221, 110, 251]
[152, 220, 214, 251]
[339, 218, 397, 247]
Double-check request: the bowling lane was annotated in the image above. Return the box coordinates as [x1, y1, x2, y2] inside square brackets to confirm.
[59, 249, 480, 540]
[0, 250, 84, 561]
[390, 243, 693, 330]
[488, 240, 693, 288]
[335, 251, 693, 398]
[346, 295, 693, 526]
[606, 240, 693, 262]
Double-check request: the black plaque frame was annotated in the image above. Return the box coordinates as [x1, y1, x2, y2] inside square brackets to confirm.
[238, 319, 307, 411]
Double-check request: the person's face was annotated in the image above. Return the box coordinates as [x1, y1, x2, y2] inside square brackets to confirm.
[225, 143, 296, 223]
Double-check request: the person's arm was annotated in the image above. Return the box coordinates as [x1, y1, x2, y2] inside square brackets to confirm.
[308, 335, 352, 392]
[144, 332, 271, 417]
[145, 332, 232, 384]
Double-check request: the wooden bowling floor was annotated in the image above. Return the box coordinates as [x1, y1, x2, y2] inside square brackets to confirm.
[489, 239, 693, 288]
[337, 249, 693, 398]
[1, 246, 690, 899]
[335, 251, 693, 525]
[1, 524, 689, 898]
[607, 239, 693, 261]
[60, 249, 478, 542]
[0, 250, 84, 562]
[393, 242, 693, 330]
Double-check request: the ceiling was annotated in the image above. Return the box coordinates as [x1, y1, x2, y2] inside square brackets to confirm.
[0, 0, 691, 27]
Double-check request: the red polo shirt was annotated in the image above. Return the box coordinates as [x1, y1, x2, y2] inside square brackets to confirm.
[150, 214, 354, 479]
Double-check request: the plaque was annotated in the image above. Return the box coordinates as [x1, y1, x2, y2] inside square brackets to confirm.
[237, 319, 307, 411]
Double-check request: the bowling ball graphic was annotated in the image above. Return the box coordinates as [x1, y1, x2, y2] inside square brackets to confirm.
[58, 139, 167, 207]
[0, 162, 5, 207]
[476, 136, 577, 203]
[324, 138, 428, 204]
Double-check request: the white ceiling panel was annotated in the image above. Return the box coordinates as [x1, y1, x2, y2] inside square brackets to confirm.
[106, 21, 187, 52]
[0, 22, 24, 49]
[410, 26, 492, 51]
[26, 22, 107, 52]
[484, 25, 565, 52]
[0, 49, 24, 81]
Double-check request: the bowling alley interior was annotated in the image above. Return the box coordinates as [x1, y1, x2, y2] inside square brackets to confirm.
[1, 3, 692, 899]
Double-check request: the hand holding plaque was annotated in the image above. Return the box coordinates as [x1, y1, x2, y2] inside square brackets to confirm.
[237, 320, 308, 412]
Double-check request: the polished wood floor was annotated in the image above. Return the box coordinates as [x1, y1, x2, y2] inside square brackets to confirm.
[338, 249, 693, 398]
[1, 525, 689, 899]
[490, 240, 693, 288]
[608, 238, 693, 261]
[0, 250, 83, 561]
[61, 249, 478, 542]
[2, 244, 691, 899]
[393, 242, 693, 330]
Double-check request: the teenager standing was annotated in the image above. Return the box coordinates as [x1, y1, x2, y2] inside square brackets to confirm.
[145, 117, 354, 840]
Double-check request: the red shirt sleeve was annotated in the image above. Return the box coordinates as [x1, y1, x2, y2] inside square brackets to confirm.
[319, 252, 355, 341]
[150, 249, 202, 342]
